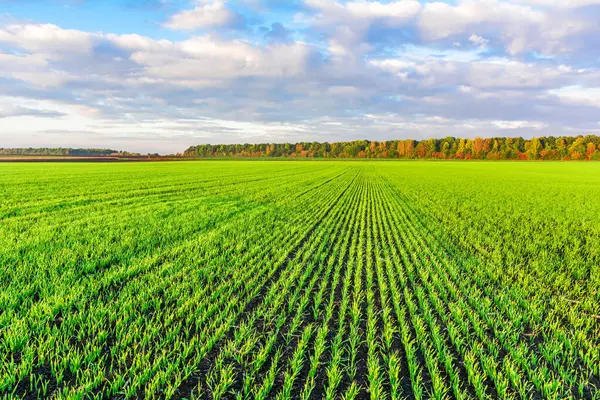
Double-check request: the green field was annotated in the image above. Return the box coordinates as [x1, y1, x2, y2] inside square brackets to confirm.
[1, 161, 599, 399]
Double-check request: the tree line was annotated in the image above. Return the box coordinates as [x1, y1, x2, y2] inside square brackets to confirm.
[185, 135, 600, 160]
[0, 148, 138, 156]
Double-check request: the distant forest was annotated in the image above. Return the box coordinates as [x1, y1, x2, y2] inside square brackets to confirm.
[185, 135, 600, 160]
[0, 148, 137, 156]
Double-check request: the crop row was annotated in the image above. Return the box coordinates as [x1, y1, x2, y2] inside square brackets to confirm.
[0, 161, 598, 399]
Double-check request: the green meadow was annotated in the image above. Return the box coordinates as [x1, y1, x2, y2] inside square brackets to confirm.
[1, 161, 599, 399]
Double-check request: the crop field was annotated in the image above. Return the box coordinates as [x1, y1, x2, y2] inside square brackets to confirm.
[1, 161, 599, 400]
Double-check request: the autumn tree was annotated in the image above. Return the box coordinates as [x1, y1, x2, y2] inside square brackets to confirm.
[473, 137, 484, 159]
[405, 140, 415, 158]
[441, 141, 450, 158]
[456, 138, 466, 159]
[569, 137, 585, 160]
[397, 141, 406, 158]
[587, 142, 596, 160]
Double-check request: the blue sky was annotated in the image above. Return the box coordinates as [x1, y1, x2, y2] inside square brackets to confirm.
[2, 0, 600, 153]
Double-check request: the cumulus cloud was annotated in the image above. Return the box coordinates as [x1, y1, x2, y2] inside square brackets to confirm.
[304, 0, 421, 55]
[0, 104, 65, 118]
[304, 0, 421, 20]
[511, 0, 600, 8]
[370, 54, 587, 91]
[342, 0, 422, 20]
[0, 23, 93, 55]
[163, 0, 244, 31]
[126, 36, 317, 87]
[549, 86, 600, 108]
[302, 0, 600, 57]
[469, 34, 489, 47]
[417, 0, 597, 56]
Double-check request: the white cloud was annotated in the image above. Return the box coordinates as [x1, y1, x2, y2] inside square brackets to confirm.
[369, 59, 415, 72]
[511, 0, 600, 8]
[374, 56, 582, 90]
[128, 36, 315, 85]
[469, 34, 489, 47]
[0, 23, 93, 58]
[164, 0, 241, 31]
[0, 95, 97, 119]
[304, 0, 421, 56]
[0, 22, 317, 88]
[305, 0, 421, 20]
[344, 0, 422, 21]
[418, 0, 591, 56]
[490, 120, 546, 129]
[108, 33, 173, 52]
[418, 1, 544, 40]
[0, 104, 60, 118]
[550, 86, 600, 108]
[0, 53, 71, 87]
[358, 112, 547, 133]
[303, 0, 600, 58]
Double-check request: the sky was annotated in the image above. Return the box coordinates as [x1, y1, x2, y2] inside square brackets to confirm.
[2, 0, 600, 153]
